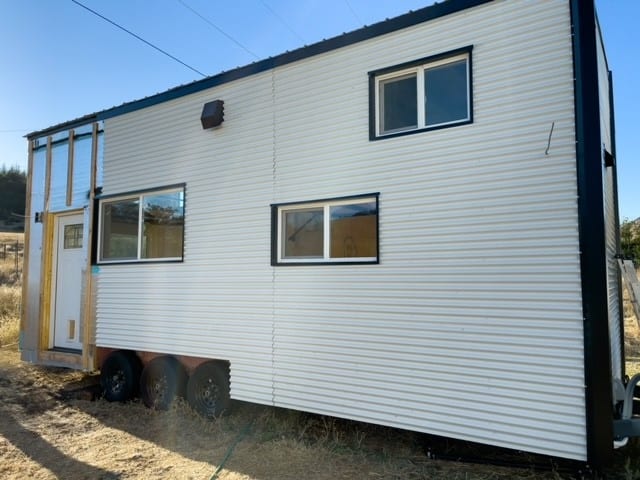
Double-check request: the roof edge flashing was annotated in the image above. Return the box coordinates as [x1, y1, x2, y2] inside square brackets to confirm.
[28, 0, 493, 136]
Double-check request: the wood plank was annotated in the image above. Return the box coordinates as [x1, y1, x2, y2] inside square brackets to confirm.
[619, 259, 640, 329]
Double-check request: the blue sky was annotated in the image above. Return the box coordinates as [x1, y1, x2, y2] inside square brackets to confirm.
[1, 1, 638, 219]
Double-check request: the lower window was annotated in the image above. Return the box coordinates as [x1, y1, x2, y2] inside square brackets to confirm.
[98, 185, 185, 263]
[272, 194, 379, 265]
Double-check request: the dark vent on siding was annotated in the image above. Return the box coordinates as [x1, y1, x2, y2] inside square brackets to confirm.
[201, 100, 224, 129]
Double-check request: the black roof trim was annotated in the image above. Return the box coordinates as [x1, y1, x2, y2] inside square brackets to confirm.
[26, 113, 99, 140]
[27, 0, 492, 139]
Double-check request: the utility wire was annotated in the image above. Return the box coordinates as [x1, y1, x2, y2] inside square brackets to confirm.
[70, 0, 206, 77]
[260, 1, 306, 44]
[176, 0, 259, 60]
[344, 0, 363, 25]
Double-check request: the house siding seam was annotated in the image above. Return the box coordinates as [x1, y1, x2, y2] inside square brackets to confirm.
[99, 0, 588, 460]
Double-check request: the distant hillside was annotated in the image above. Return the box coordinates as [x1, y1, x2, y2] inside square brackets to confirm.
[0, 167, 25, 232]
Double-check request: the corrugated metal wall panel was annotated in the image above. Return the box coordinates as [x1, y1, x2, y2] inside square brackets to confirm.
[597, 23, 622, 382]
[100, 0, 588, 460]
[100, 72, 276, 404]
[271, 0, 586, 460]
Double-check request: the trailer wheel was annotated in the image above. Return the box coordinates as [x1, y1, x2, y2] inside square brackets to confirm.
[100, 350, 142, 402]
[139, 356, 187, 410]
[186, 362, 230, 418]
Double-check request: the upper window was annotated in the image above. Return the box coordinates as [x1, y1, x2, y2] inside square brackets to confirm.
[272, 194, 379, 265]
[371, 47, 472, 139]
[98, 185, 185, 263]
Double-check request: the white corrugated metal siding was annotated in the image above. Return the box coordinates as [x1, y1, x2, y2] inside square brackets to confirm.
[100, 73, 276, 403]
[272, 0, 585, 460]
[100, 0, 587, 460]
[597, 23, 622, 383]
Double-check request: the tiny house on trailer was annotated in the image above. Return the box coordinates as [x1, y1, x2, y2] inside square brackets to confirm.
[21, 0, 640, 466]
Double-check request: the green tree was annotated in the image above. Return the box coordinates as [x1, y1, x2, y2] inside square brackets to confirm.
[621, 218, 640, 265]
[0, 166, 26, 226]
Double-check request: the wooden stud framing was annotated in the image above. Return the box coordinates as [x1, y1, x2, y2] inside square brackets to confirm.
[81, 122, 100, 370]
[39, 137, 54, 351]
[20, 140, 35, 335]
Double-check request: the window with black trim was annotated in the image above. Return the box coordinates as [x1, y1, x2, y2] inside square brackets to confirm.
[98, 186, 185, 263]
[272, 194, 379, 265]
[371, 47, 472, 139]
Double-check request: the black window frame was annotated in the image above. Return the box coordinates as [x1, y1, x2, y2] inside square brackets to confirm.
[96, 183, 186, 265]
[271, 193, 380, 266]
[369, 46, 474, 140]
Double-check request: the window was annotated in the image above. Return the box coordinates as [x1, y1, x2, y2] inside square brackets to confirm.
[272, 194, 379, 265]
[64, 224, 83, 249]
[98, 185, 185, 263]
[371, 47, 472, 139]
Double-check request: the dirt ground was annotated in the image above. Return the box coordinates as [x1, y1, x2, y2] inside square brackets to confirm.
[1, 230, 639, 479]
[2, 344, 640, 480]
[4, 342, 624, 480]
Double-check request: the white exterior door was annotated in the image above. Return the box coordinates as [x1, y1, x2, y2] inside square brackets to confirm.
[52, 213, 85, 350]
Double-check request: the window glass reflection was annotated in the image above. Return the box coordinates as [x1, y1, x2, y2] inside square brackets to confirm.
[142, 191, 184, 259]
[283, 208, 324, 258]
[101, 198, 139, 260]
[424, 59, 468, 126]
[330, 202, 377, 258]
[380, 74, 417, 133]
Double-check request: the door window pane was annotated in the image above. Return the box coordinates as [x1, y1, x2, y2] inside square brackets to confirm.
[380, 74, 417, 134]
[282, 208, 324, 258]
[330, 201, 377, 258]
[63, 224, 83, 249]
[424, 59, 468, 126]
[101, 198, 139, 260]
[142, 191, 185, 259]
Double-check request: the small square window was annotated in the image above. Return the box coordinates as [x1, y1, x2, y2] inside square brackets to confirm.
[273, 194, 379, 265]
[371, 46, 472, 139]
[63, 224, 83, 249]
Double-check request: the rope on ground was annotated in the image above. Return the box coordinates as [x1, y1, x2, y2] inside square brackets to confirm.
[210, 417, 256, 480]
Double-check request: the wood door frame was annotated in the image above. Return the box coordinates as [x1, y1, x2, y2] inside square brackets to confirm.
[46, 209, 86, 351]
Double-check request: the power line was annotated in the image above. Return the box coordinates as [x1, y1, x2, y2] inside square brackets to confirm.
[176, 0, 260, 60]
[70, 0, 206, 77]
[344, 0, 363, 25]
[260, 1, 306, 44]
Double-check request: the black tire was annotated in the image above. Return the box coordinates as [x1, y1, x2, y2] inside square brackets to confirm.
[186, 361, 231, 418]
[100, 350, 142, 402]
[139, 356, 188, 410]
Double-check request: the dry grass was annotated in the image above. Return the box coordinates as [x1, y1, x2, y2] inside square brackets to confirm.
[0, 231, 22, 347]
[1, 229, 639, 478]
[0, 285, 20, 347]
[0, 345, 575, 480]
[624, 270, 640, 376]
